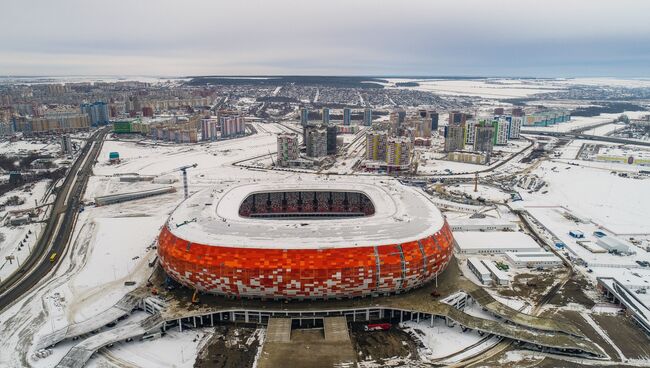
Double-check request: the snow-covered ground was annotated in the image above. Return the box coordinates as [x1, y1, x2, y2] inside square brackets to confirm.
[401, 317, 487, 360]
[87, 327, 214, 368]
[522, 160, 650, 234]
[0, 139, 60, 156]
[0, 180, 52, 280]
[385, 78, 563, 98]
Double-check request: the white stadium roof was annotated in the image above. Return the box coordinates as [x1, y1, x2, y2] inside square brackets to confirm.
[167, 179, 446, 249]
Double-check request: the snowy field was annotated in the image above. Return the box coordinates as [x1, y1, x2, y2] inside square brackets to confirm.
[0, 180, 52, 280]
[0, 139, 60, 155]
[521, 160, 650, 234]
[385, 78, 562, 98]
[386, 77, 650, 99]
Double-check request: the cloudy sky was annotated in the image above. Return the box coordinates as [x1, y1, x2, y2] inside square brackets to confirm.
[2, 0, 649, 77]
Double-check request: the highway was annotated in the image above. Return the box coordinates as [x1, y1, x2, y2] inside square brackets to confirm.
[0, 127, 109, 312]
[521, 130, 650, 147]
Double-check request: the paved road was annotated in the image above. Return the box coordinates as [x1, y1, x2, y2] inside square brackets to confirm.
[521, 130, 650, 147]
[0, 127, 109, 312]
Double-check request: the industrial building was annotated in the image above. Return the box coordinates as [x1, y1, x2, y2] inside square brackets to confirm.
[276, 133, 300, 167]
[467, 258, 492, 285]
[505, 251, 562, 269]
[482, 260, 511, 286]
[597, 236, 635, 255]
[454, 231, 541, 255]
[95, 187, 176, 206]
[449, 218, 518, 232]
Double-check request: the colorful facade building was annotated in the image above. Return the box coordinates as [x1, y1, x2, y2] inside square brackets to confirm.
[158, 181, 455, 299]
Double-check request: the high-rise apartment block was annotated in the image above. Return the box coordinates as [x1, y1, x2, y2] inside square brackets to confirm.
[365, 131, 388, 161]
[300, 107, 309, 126]
[306, 126, 327, 158]
[326, 125, 337, 155]
[386, 137, 412, 167]
[201, 118, 219, 141]
[321, 108, 330, 125]
[473, 124, 494, 153]
[363, 108, 373, 126]
[444, 124, 465, 152]
[277, 133, 300, 167]
[220, 116, 245, 138]
[343, 108, 351, 126]
[449, 111, 467, 126]
[60, 134, 73, 155]
[492, 119, 510, 145]
[81, 102, 110, 126]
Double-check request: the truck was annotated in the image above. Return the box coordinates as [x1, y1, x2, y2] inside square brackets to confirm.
[364, 323, 391, 332]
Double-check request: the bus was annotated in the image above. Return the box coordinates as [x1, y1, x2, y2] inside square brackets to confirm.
[50, 253, 57, 262]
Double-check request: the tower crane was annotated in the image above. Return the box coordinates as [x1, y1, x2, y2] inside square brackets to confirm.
[157, 163, 198, 199]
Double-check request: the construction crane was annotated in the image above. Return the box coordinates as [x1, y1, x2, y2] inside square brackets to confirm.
[158, 163, 198, 199]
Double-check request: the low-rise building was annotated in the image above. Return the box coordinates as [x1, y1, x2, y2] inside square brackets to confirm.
[482, 260, 511, 286]
[449, 218, 518, 232]
[467, 257, 492, 285]
[505, 251, 562, 269]
[454, 231, 541, 255]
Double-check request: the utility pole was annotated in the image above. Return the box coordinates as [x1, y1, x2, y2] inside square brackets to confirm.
[474, 172, 479, 192]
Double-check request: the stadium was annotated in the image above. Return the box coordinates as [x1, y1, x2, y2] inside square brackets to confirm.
[158, 180, 455, 299]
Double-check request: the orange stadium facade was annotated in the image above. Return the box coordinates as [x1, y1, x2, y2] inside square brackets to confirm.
[157, 181, 455, 299]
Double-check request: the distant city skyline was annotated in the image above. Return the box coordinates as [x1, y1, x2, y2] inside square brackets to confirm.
[2, 0, 649, 77]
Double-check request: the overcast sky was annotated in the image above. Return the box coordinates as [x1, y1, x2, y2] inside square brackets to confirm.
[2, 0, 649, 77]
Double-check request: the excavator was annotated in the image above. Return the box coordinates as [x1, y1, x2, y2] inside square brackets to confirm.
[191, 289, 200, 304]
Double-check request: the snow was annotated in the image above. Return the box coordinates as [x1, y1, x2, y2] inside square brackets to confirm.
[400, 318, 486, 360]
[0, 180, 52, 280]
[65, 216, 163, 322]
[168, 179, 446, 249]
[454, 231, 542, 254]
[522, 161, 650, 234]
[386, 78, 562, 98]
[87, 328, 214, 368]
[446, 184, 511, 202]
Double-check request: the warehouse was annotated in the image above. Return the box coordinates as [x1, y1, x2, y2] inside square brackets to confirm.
[454, 231, 541, 255]
[505, 251, 562, 269]
[95, 186, 176, 206]
[597, 236, 635, 255]
[448, 218, 518, 232]
[482, 260, 511, 286]
[467, 257, 492, 285]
